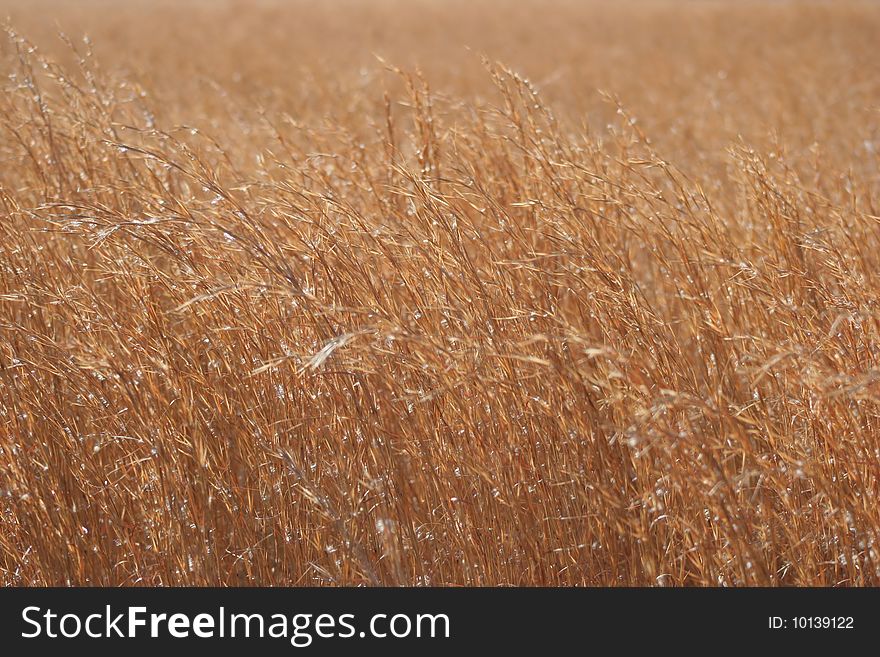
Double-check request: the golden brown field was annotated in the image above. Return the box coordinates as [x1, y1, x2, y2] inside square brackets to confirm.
[1, 0, 879, 586]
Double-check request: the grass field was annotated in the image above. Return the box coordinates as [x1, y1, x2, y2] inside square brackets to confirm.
[1, 0, 879, 586]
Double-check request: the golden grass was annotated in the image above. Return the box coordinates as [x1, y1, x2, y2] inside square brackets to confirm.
[1, 0, 879, 585]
